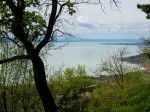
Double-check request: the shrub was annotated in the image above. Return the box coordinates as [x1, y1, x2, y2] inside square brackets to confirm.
[87, 72, 150, 112]
[48, 65, 95, 111]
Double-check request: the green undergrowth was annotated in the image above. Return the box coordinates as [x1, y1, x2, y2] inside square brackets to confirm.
[87, 72, 150, 112]
[1, 65, 150, 112]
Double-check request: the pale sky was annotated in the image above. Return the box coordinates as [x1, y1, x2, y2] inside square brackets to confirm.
[73, 0, 150, 39]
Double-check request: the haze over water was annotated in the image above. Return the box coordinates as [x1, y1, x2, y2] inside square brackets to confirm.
[47, 39, 141, 75]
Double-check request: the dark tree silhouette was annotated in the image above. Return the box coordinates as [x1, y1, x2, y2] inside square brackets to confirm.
[137, 3, 150, 59]
[137, 4, 150, 19]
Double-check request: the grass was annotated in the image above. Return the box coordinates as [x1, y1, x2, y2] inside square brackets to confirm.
[142, 73, 150, 82]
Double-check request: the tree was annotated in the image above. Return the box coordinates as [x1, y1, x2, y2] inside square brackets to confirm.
[137, 3, 150, 58]
[138, 37, 150, 59]
[137, 4, 150, 19]
[0, 38, 43, 111]
[49, 65, 95, 111]
[98, 47, 140, 89]
[0, 0, 119, 111]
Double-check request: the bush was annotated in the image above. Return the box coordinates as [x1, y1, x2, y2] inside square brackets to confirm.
[48, 65, 95, 111]
[87, 72, 150, 112]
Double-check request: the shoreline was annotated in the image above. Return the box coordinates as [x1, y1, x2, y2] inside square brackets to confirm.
[123, 54, 150, 73]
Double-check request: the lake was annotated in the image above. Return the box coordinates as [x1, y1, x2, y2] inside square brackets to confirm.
[47, 39, 141, 75]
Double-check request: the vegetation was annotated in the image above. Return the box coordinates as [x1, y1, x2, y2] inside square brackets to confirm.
[48, 65, 95, 111]
[1, 45, 150, 112]
[0, 0, 149, 111]
[0, 38, 43, 111]
[137, 3, 150, 58]
[1, 62, 150, 112]
[0, 0, 120, 111]
[138, 37, 150, 59]
[85, 48, 150, 112]
[87, 74, 150, 112]
[1, 61, 150, 112]
[137, 4, 150, 19]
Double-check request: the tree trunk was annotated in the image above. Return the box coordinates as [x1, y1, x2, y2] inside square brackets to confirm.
[148, 54, 150, 59]
[32, 56, 57, 112]
[2, 86, 7, 112]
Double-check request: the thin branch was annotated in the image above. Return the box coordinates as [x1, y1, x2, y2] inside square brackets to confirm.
[98, 0, 106, 14]
[0, 31, 22, 47]
[0, 55, 30, 64]
[35, 0, 58, 54]
[55, 3, 66, 20]
[52, 29, 75, 38]
[111, 0, 119, 7]
[110, 0, 121, 13]
[1, 37, 22, 48]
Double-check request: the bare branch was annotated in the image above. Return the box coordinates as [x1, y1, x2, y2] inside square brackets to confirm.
[111, 0, 119, 7]
[35, 0, 58, 54]
[0, 30, 22, 47]
[55, 3, 66, 20]
[52, 29, 75, 39]
[1, 37, 22, 48]
[0, 55, 30, 64]
[98, 0, 106, 14]
[110, 0, 121, 12]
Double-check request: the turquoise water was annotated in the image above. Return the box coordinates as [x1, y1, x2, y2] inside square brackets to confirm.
[47, 42, 139, 75]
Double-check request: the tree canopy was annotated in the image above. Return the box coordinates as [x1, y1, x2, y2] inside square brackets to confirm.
[137, 4, 150, 19]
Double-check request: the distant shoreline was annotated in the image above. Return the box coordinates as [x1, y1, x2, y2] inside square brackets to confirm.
[123, 54, 150, 73]
[56, 38, 142, 43]
[99, 42, 144, 46]
[56, 41, 144, 46]
[56, 38, 145, 46]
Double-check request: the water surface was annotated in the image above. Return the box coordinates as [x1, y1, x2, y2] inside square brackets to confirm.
[47, 42, 139, 75]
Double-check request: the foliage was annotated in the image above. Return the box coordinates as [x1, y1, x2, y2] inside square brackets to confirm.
[66, 0, 76, 15]
[87, 48, 149, 112]
[0, 1, 45, 43]
[138, 37, 150, 59]
[0, 39, 43, 112]
[137, 4, 150, 19]
[87, 72, 150, 112]
[49, 65, 95, 111]
[96, 47, 141, 89]
[137, 3, 150, 59]
[0, 0, 122, 111]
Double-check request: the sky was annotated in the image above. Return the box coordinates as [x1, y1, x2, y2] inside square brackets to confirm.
[72, 0, 150, 39]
